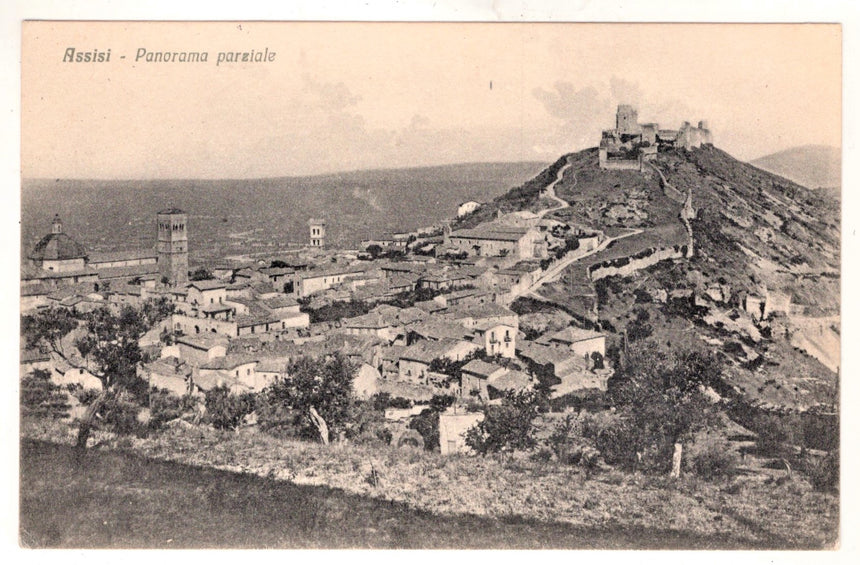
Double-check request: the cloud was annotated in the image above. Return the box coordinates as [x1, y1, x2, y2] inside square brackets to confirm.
[532, 81, 609, 148]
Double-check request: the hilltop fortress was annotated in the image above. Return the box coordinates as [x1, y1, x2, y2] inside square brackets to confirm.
[599, 105, 712, 171]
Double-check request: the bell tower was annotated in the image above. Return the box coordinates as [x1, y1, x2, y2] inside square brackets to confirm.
[157, 208, 188, 286]
[309, 218, 326, 248]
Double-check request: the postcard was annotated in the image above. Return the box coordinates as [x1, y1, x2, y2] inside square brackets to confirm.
[17, 19, 842, 551]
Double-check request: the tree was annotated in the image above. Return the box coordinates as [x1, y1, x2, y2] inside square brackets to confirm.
[190, 267, 214, 281]
[464, 389, 541, 455]
[204, 386, 256, 430]
[22, 301, 174, 456]
[606, 344, 722, 474]
[261, 354, 355, 443]
[366, 244, 383, 259]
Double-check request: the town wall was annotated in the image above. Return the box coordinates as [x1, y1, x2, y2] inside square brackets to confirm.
[588, 245, 686, 281]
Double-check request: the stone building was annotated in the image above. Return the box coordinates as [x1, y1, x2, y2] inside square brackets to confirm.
[598, 104, 713, 170]
[157, 208, 189, 287]
[309, 218, 326, 248]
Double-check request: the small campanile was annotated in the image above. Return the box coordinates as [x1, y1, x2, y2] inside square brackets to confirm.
[157, 208, 189, 286]
[309, 218, 326, 248]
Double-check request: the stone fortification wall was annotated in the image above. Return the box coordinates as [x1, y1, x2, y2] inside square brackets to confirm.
[588, 245, 686, 281]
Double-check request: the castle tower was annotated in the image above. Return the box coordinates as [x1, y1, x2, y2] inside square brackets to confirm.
[157, 208, 188, 286]
[309, 218, 326, 248]
[615, 104, 640, 135]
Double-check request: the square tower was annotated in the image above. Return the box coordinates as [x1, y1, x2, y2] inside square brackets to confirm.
[157, 208, 189, 286]
[615, 104, 641, 135]
[309, 218, 326, 248]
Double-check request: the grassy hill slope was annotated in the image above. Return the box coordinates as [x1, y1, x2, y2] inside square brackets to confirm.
[750, 145, 840, 195]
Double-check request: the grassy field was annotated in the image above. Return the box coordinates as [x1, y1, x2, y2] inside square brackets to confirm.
[20, 419, 838, 549]
[20, 439, 802, 550]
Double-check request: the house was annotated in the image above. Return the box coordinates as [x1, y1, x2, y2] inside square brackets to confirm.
[439, 410, 484, 455]
[380, 346, 406, 380]
[460, 359, 507, 399]
[144, 357, 192, 396]
[486, 369, 532, 400]
[516, 340, 582, 380]
[445, 224, 545, 260]
[197, 356, 268, 391]
[417, 270, 471, 291]
[187, 280, 227, 308]
[433, 287, 493, 308]
[297, 266, 366, 297]
[52, 361, 102, 391]
[407, 319, 473, 344]
[172, 334, 229, 365]
[398, 339, 480, 384]
[538, 326, 606, 359]
[20, 284, 52, 313]
[472, 321, 517, 358]
[255, 357, 290, 385]
[442, 302, 519, 331]
[341, 305, 427, 343]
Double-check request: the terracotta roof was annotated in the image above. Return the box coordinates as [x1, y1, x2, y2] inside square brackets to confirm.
[89, 249, 157, 264]
[540, 326, 605, 345]
[188, 280, 226, 291]
[200, 356, 258, 370]
[449, 226, 530, 242]
[399, 339, 463, 364]
[488, 369, 531, 393]
[176, 334, 229, 350]
[461, 359, 506, 379]
[96, 263, 159, 280]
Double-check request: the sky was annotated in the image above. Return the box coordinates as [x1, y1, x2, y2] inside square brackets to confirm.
[22, 22, 841, 179]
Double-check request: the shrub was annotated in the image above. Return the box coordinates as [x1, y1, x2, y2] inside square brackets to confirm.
[581, 411, 640, 470]
[345, 400, 391, 446]
[688, 442, 739, 480]
[204, 386, 256, 430]
[148, 389, 197, 430]
[464, 390, 540, 455]
[805, 450, 839, 493]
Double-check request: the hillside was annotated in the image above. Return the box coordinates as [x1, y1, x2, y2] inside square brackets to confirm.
[497, 145, 839, 413]
[21, 161, 546, 265]
[750, 145, 841, 195]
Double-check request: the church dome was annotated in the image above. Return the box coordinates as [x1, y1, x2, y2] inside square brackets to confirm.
[28, 215, 88, 261]
[29, 233, 88, 261]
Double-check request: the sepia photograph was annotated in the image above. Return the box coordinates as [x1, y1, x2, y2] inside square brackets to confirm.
[14, 12, 845, 551]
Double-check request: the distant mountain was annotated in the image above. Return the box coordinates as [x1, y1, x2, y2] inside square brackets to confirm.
[750, 145, 840, 196]
[21, 161, 547, 264]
